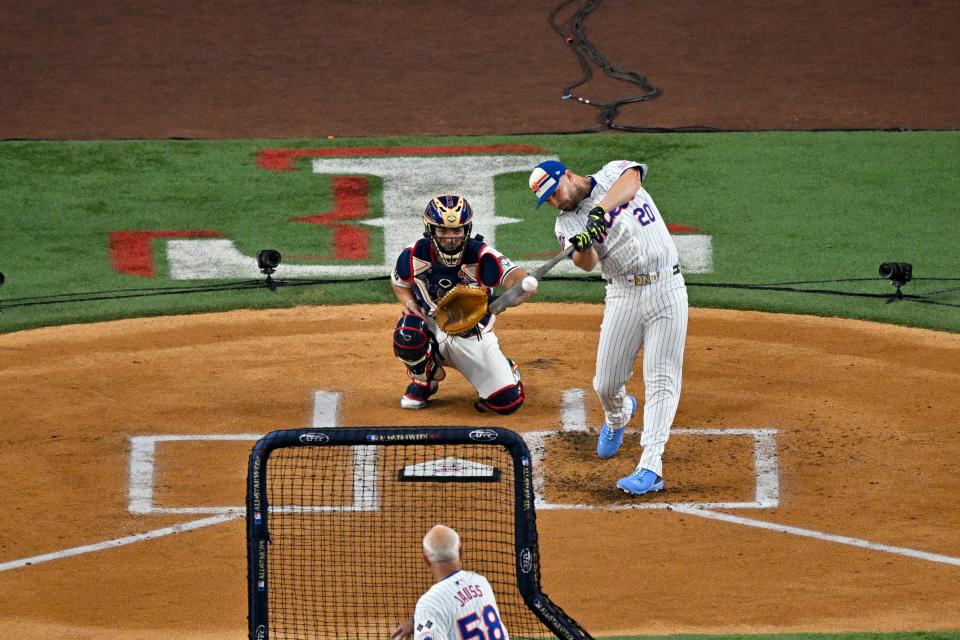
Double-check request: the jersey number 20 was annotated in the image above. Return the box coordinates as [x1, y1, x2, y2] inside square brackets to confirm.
[457, 605, 505, 640]
[634, 203, 656, 226]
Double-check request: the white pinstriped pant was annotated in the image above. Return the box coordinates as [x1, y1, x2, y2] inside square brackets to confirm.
[593, 274, 688, 477]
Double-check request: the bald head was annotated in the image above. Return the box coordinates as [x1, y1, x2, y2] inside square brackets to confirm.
[422, 525, 461, 565]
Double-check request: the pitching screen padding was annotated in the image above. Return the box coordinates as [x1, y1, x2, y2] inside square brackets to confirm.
[247, 428, 589, 640]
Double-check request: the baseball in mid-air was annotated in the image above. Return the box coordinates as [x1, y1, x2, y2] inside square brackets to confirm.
[521, 276, 539, 292]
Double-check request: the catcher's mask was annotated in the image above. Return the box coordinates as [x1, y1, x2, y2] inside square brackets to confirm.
[423, 195, 473, 267]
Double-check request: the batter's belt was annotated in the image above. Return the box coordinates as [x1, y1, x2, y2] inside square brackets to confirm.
[606, 264, 681, 286]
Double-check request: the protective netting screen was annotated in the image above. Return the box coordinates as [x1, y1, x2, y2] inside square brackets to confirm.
[253, 433, 562, 640]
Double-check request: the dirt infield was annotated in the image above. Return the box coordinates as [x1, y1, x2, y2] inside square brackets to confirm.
[3, 1, 958, 138]
[1, 305, 958, 637]
[3, 1, 959, 637]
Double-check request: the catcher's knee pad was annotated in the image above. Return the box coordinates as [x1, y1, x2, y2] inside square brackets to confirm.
[477, 381, 525, 415]
[393, 314, 445, 382]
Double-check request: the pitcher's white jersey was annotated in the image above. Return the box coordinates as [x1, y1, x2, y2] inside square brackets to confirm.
[553, 160, 679, 278]
[414, 570, 509, 640]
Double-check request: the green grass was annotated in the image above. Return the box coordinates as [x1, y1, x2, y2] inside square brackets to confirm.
[0, 136, 956, 637]
[1, 132, 958, 334]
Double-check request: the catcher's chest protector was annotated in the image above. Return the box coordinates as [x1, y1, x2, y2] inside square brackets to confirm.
[410, 238, 486, 304]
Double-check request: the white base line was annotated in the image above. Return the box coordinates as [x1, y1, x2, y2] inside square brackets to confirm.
[312, 390, 340, 428]
[561, 388, 587, 432]
[551, 388, 959, 567]
[524, 425, 780, 511]
[673, 506, 960, 567]
[0, 514, 241, 572]
[13, 389, 957, 572]
[128, 434, 265, 515]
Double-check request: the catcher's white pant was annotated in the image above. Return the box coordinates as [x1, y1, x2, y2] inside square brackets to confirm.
[437, 329, 518, 398]
[593, 274, 688, 477]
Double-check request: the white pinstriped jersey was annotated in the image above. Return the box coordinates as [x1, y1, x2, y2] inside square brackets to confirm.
[551, 159, 688, 480]
[554, 160, 679, 278]
[414, 570, 509, 640]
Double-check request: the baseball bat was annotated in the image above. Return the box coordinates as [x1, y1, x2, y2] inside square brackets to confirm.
[489, 244, 575, 315]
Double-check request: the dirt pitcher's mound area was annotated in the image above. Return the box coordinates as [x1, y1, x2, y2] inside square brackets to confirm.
[1, 303, 958, 638]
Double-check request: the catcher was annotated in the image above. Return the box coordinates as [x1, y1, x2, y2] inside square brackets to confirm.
[391, 194, 534, 413]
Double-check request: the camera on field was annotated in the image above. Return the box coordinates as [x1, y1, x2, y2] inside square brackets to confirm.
[879, 261, 912, 300]
[879, 262, 912, 286]
[880, 262, 913, 286]
[256, 249, 282, 291]
[257, 249, 282, 275]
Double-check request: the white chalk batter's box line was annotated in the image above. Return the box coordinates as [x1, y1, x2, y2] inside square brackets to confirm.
[128, 434, 380, 516]
[126, 427, 779, 515]
[525, 428, 779, 511]
[7, 387, 955, 572]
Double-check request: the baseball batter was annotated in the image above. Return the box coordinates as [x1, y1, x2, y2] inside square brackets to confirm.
[390, 525, 510, 640]
[529, 159, 688, 495]
[391, 195, 530, 414]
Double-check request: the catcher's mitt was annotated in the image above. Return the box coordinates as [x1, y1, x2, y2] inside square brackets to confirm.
[435, 284, 488, 334]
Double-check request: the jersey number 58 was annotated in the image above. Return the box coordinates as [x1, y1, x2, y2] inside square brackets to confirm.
[457, 605, 506, 640]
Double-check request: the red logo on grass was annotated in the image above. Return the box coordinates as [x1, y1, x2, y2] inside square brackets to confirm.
[110, 230, 224, 277]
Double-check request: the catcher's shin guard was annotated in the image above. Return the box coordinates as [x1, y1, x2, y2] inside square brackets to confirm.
[393, 314, 445, 383]
[401, 380, 439, 410]
[475, 381, 525, 415]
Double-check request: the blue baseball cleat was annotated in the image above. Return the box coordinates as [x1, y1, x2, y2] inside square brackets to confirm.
[617, 468, 664, 495]
[596, 395, 637, 458]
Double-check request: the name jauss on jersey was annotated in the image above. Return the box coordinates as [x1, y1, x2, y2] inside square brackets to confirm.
[454, 583, 484, 607]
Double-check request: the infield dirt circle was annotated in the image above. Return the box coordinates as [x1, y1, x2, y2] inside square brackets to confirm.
[3, 1, 959, 636]
[1, 304, 958, 638]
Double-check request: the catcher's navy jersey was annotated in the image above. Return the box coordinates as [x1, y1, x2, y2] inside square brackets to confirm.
[392, 237, 519, 323]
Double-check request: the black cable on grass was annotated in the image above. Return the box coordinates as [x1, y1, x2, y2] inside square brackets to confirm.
[682, 281, 960, 308]
[755, 277, 960, 286]
[2, 275, 958, 312]
[915, 285, 960, 298]
[538, 275, 960, 309]
[0, 276, 392, 310]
